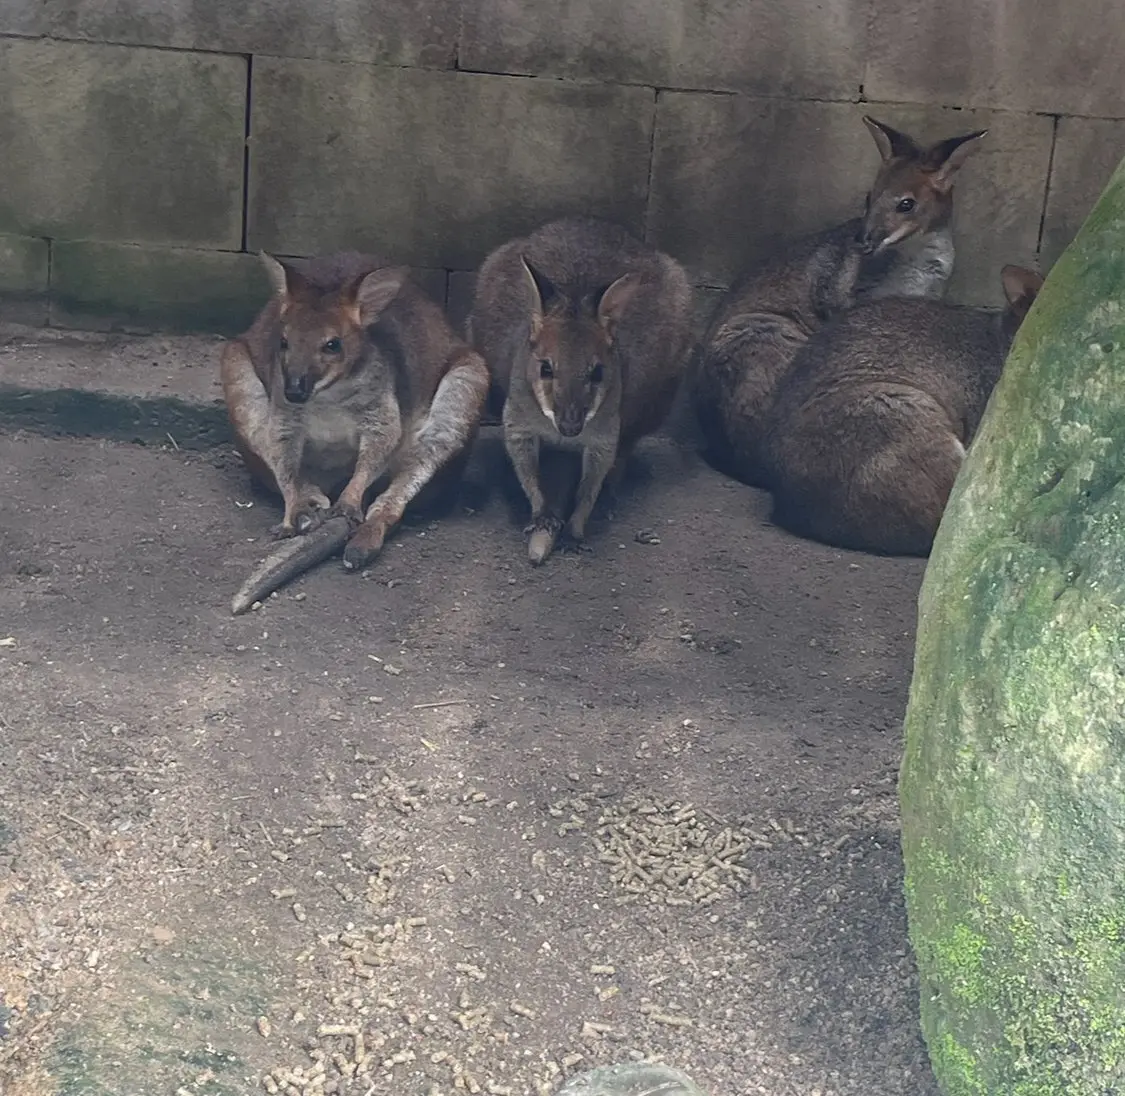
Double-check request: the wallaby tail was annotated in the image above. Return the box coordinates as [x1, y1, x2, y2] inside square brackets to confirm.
[230, 516, 352, 615]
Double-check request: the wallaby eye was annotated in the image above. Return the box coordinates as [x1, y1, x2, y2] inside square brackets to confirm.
[279, 335, 289, 352]
[897, 196, 917, 214]
[539, 360, 554, 380]
[589, 363, 604, 384]
[322, 336, 343, 354]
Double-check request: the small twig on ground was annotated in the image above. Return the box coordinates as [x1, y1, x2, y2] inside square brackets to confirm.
[60, 812, 94, 835]
[411, 699, 469, 711]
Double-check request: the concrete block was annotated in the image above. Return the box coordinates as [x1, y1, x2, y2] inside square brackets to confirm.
[0, 39, 245, 248]
[49, 241, 450, 336]
[51, 243, 271, 335]
[247, 62, 654, 271]
[47, 0, 459, 68]
[862, 104, 1054, 307]
[1042, 119, 1125, 270]
[648, 95, 878, 288]
[446, 270, 475, 338]
[461, 0, 863, 99]
[865, 0, 1125, 118]
[0, 234, 49, 325]
[0, 0, 48, 36]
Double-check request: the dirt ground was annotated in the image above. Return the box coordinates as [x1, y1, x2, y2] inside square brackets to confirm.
[0, 408, 937, 1096]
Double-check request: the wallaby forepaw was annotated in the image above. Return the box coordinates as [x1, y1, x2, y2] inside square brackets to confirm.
[524, 515, 562, 566]
[329, 500, 365, 529]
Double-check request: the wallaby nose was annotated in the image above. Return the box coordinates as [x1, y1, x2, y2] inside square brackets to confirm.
[856, 227, 877, 255]
[556, 411, 584, 438]
[284, 375, 311, 403]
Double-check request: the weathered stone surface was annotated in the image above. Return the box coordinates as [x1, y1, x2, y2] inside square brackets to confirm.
[0, 39, 244, 248]
[647, 96, 881, 289]
[445, 270, 475, 340]
[0, 234, 49, 324]
[650, 96, 1052, 306]
[864, 104, 1054, 307]
[47, 0, 459, 68]
[51, 243, 270, 335]
[1042, 117, 1125, 269]
[865, 0, 1125, 117]
[461, 0, 862, 99]
[901, 155, 1125, 1093]
[247, 62, 654, 271]
[0, 234, 48, 295]
[0, 0, 47, 36]
[49, 241, 449, 336]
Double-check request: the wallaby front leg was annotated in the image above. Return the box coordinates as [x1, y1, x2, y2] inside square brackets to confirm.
[566, 443, 617, 542]
[505, 430, 565, 564]
[505, 431, 546, 519]
[333, 405, 403, 526]
[219, 341, 329, 537]
[343, 350, 489, 571]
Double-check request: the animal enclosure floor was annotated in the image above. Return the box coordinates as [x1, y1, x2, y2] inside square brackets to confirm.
[0, 427, 936, 1096]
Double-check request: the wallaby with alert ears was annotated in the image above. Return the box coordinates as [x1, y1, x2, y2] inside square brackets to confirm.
[693, 116, 987, 488]
[469, 217, 692, 564]
[761, 264, 1044, 556]
[221, 250, 489, 613]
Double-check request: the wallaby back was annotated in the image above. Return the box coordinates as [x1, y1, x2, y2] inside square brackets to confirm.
[471, 217, 692, 452]
[693, 116, 986, 488]
[761, 266, 1043, 555]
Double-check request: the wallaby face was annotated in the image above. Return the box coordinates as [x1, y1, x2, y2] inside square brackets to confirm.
[520, 257, 639, 438]
[858, 117, 987, 257]
[261, 253, 406, 404]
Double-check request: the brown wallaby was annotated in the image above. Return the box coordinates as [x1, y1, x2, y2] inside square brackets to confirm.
[221, 250, 489, 613]
[469, 217, 692, 564]
[761, 264, 1044, 556]
[693, 116, 987, 488]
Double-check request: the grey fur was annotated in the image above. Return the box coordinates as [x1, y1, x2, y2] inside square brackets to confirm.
[469, 217, 692, 563]
[760, 267, 1042, 556]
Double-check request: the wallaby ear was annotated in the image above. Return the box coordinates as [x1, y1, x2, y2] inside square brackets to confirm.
[260, 251, 294, 299]
[520, 256, 558, 338]
[593, 272, 641, 341]
[348, 266, 407, 326]
[926, 130, 988, 190]
[1001, 264, 1044, 310]
[863, 116, 920, 163]
[260, 251, 318, 309]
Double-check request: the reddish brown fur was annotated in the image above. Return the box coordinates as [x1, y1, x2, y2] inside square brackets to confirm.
[221, 251, 489, 611]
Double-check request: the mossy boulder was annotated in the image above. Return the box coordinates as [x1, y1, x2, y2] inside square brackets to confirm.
[901, 156, 1125, 1095]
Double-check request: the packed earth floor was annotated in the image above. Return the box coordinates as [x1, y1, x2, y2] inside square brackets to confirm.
[0, 333, 937, 1096]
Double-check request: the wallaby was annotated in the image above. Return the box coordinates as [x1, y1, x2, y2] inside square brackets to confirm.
[469, 217, 692, 564]
[761, 264, 1043, 556]
[693, 116, 987, 488]
[221, 250, 489, 614]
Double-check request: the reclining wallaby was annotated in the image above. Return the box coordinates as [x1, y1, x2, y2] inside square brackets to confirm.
[761, 265, 1043, 556]
[693, 116, 987, 487]
[469, 217, 692, 564]
[221, 250, 489, 614]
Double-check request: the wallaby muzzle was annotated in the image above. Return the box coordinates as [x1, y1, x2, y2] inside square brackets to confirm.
[284, 373, 312, 403]
[556, 406, 585, 438]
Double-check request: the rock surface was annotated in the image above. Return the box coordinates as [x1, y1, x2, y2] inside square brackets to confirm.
[901, 156, 1125, 1093]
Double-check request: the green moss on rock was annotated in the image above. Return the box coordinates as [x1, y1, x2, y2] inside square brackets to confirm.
[901, 156, 1125, 1094]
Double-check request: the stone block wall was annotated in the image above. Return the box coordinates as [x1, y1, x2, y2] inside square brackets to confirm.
[0, 1, 1122, 334]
